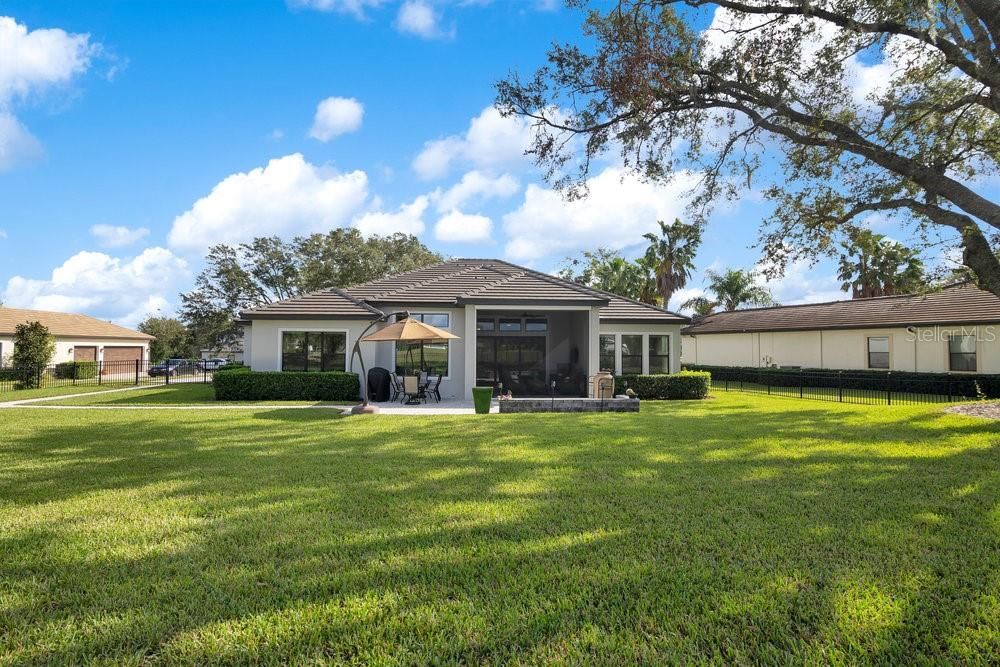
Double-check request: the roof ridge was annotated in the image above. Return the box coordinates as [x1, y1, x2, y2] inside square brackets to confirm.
[481, 258, 611, 300]
[345, 259, 462, 292]
[0, 305, 123, 326]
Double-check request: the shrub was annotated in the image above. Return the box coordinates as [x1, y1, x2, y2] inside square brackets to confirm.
[684, 364, 998, 399]
[53, 361, 98, 380]
[214, 363, 250, 374]
[614, 371, 711, 400]
[11, 321, 54, 389]
[214, 370, 359, 401]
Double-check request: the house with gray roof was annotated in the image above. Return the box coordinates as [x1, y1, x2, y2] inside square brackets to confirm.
[681, 283, 1000, 373]
[240, 258, 688, 399]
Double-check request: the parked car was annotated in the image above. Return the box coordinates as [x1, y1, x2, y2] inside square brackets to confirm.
[198, 357, 229, 371]
[149, 359, 201, 377]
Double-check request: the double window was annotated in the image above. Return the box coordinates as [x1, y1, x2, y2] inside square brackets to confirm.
[281, 332, 346, 372]
[867, 336, 889, 369]
[648, 335, 671, 374]
[395, 313, 450, 376]
[948, 335, 977, 372]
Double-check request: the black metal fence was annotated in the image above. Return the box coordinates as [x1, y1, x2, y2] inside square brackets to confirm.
[0, 359, 221, 395]
[706, 367, 984, 406]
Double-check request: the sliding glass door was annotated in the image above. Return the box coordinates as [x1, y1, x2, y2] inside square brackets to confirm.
[476, 336, 547, 396]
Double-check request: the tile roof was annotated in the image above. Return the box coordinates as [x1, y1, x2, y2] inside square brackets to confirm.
[0, 307, 154, 340]
[682, 283, 1000, 334]
[241, 258, 689, 323]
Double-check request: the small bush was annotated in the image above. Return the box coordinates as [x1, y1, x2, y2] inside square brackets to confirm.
[214, 370, 359, 401]
[614, 371, 711, 400]
[53, 361, 98, 380]
[214, 363, 250, 374]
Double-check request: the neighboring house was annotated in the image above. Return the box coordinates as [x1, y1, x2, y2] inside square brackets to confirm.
[0, 307, 154, 366]
[681, 283, 1000, 373]
[199, 347, 244, 364]
[240, 258, 688, 399]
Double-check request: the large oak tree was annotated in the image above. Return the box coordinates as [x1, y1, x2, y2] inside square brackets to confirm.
[496, 0, 1000, 295]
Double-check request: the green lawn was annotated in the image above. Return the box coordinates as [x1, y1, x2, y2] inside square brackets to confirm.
[42, 383, 349, 406]
[1, 394, 998, 664]
[0, 382, 154, 404]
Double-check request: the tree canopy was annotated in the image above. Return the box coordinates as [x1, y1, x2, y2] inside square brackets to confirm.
[138, 317, 193, 362]
[559, 248, 658, 303]
[643, 218, 703, 305]
[496, 0, 1000, 296]
[837, 229, 926, 298]
[179, 230, 442, 350]
[682, 267, 777, 313]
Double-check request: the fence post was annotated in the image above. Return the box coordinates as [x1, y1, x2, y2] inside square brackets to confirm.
[947, 378, 952, 402]
[886, 372, 892, 406]
[98, 360, 103, 385]
[135, 359, 140, 385]
[767, 372, 771, 395]
[166, 364, 170, 385]
[799, 370, 804, 399]
[203, 362, 208, 385]
[73, 361, 78, 386]
[838, 371, 843, 402]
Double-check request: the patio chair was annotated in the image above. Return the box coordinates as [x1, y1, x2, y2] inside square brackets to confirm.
[418, 371, 428, 389]
[388, 373, 402, 402]
[402, 375, 423, 404]
[427, 375, 443, 402]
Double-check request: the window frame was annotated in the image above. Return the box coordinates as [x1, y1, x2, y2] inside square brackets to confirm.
[948, 334, 977, 372]
[279, 329, 349, 372]
[393, 312, 452, 378]
[648, 334, 671, 374]
[620, 334, 643, 375]
[866, 336, 890, 370]
[599, 334, 616, 373]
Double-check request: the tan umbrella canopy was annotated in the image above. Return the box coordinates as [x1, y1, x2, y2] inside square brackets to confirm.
[361, 318, 460, 343]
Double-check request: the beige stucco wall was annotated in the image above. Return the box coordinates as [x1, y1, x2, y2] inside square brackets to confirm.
[682, 323, 1000, 373]
[0, 336, 150, 366]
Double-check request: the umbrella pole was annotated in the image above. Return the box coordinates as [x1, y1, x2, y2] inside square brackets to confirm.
[349, 311, 389, 414]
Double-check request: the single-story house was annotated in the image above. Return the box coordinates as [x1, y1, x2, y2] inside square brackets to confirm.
[240, 258, 689, 399]
[681, 283, 1000, 373]
[0, 307, 154, 366]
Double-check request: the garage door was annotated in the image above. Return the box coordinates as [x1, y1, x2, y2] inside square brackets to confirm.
[103, 346, 143, 363]
[74, 346, 97, 362]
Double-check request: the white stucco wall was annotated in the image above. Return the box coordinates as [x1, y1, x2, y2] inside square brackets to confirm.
[0, 336, 150, 366]
[682, 323, 1000, 373]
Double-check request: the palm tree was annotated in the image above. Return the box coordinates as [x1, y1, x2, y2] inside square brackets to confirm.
[681, 268, 777, 313]
[642, 219, 702, 307]
[559, 248, 659, 304]
[837, 230, 925, 298]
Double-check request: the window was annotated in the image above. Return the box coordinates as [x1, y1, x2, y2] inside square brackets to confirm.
[599, 334, 616, 373]
[525, 318, 548, 332]
[949, 335, 977, 371]
[867, 336, 889, 369]
[499, 318, 522, 332]
[394, 313, 450, 376]
[476, 318, 495, 332]
[281, 332, 346, 372]
[621, 335, 643, 374]
[648, 335, 670, 374]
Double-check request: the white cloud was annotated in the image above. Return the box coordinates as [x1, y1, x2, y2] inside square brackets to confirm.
[758, 260, 844, 305]
[309, 96, 364, 142]
[2, 247, 190, 327]
[434, 209, 493, 243]
[353, 195, 428, 236]
[395, 0, 452, 39]
[0, 17, 96, 171]
[0, 111, 41, 171]
[89, 224, 150, 248]
[168, 153, 369, 252]
[669, 287, 705, 314]
[502, 166, 701, 261]
[412, 106, 535, 180]
[286, 0, 383, 18]
[430, 170, 519, 212]
[0, 228, 7, 240]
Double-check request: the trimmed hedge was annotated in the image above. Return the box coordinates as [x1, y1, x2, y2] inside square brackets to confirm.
[685, 364, 995, 399]
[213, 369, 359, 401]
[615, 371, 711, 400]
[53, 361, 98, 380]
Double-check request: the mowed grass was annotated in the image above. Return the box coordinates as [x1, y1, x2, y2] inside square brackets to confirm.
[0, 383, 150, 403]
[1, 394, 999, 664]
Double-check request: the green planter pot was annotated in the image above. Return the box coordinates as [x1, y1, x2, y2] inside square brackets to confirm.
[472, 386, 493, 414]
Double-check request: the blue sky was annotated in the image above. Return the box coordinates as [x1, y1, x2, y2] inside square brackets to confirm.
[0, 0, 979, 326]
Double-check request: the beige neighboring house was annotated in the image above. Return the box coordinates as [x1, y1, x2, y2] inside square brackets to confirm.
[0, 307, 154, 366]
[681, 283, 1000, 374]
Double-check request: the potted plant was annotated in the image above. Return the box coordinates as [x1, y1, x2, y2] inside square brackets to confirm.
[472, 386, 493, 414]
